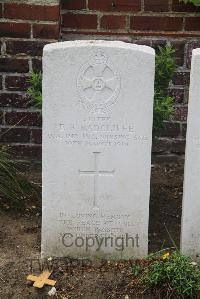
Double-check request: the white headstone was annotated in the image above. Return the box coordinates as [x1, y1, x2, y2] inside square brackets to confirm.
[42, 41, 155, 259]
[181, 48, 200, 258]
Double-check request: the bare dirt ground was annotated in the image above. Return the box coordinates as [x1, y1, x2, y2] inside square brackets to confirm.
[0, 163, 183, 299]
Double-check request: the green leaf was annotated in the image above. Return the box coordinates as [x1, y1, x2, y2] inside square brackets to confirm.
[27, 71, 42, 109]
[180, 0, 200, 5]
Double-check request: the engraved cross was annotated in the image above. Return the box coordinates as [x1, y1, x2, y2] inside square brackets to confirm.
[79, 152, 115, 208]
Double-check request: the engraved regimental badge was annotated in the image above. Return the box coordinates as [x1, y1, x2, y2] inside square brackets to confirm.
[77, 50, 121, 114]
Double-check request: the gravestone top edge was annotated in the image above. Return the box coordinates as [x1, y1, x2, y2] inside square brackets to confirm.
[192, 48, 200, 56]
[43, 40, 155, 56]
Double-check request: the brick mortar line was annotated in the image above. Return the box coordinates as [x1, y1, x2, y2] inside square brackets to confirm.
[180, 123, 183, 137]
[30, 129, 33, 142]
[0, 125, 41, 129]
[157, 136, 186, 141]
[141, 0, 144, 12]
[61, 29, 200, 37]
[61, 28, 200, 34]
[2, 124, 41, 129]
[29, 58, 33, 72]
[0, 2, 59, 7]
[1, 74, 5, 90]
[61, 9, 200, 17]
[183, 16, 186, 31]
[126, 15, 130, 32]
[1, 142, 34, 145]
[170, 85, 190, 89]
[61, 30, 199, 38]
[11, 159, 41, 164]
[61, 32, 199, 39]
[1, 142, 42, 147]
[0, 19, 59, 25]
[1, 39, 6, 54]
[0, 90, 27, 95]
[169, 86, 189, 90]
[62, 28, 187, 33]
[30, 23, 33, 39]
[0, 37, 59, 43]
[165, 121, 187, 125]
[97, 13, 101, 31]
[183, 42, 189, 69]
[169, 0, 173, 11]
[0, 107, 41, 112]
[176, 65, 190, 70]
[53, 33, 200, 42]
[0, 54, 42, 59]
[34, 37, 59, 44]
[0, 72, 35, 76]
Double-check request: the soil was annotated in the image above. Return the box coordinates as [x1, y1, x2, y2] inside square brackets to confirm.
[0, 163, 184, 299]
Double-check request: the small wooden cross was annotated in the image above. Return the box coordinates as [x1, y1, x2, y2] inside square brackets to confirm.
[27, 271, 56, 289]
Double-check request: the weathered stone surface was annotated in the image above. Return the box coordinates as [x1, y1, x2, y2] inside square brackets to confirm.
[42, 40, 155, 259]
[181, 48, 200, 258]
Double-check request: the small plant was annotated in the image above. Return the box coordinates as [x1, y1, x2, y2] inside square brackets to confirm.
[142, 251, 200, 298]
[132, 263, 141, 277]
[27, 71, 42, 109]
[153, 46, 176, 135]
[0, 146, 38, 207]
[180, 0, 200, 5]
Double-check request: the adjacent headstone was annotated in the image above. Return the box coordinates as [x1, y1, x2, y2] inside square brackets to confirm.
[42, 41, 155, 259]
[181, 48, 200, 258]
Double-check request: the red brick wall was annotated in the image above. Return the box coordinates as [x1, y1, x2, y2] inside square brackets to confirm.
[61, 0, 200, 164]
[0, 1, 60, 161]
[0, 0, 200, 162]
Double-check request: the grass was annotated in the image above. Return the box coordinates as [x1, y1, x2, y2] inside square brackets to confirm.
[0, 146, 39, 208]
